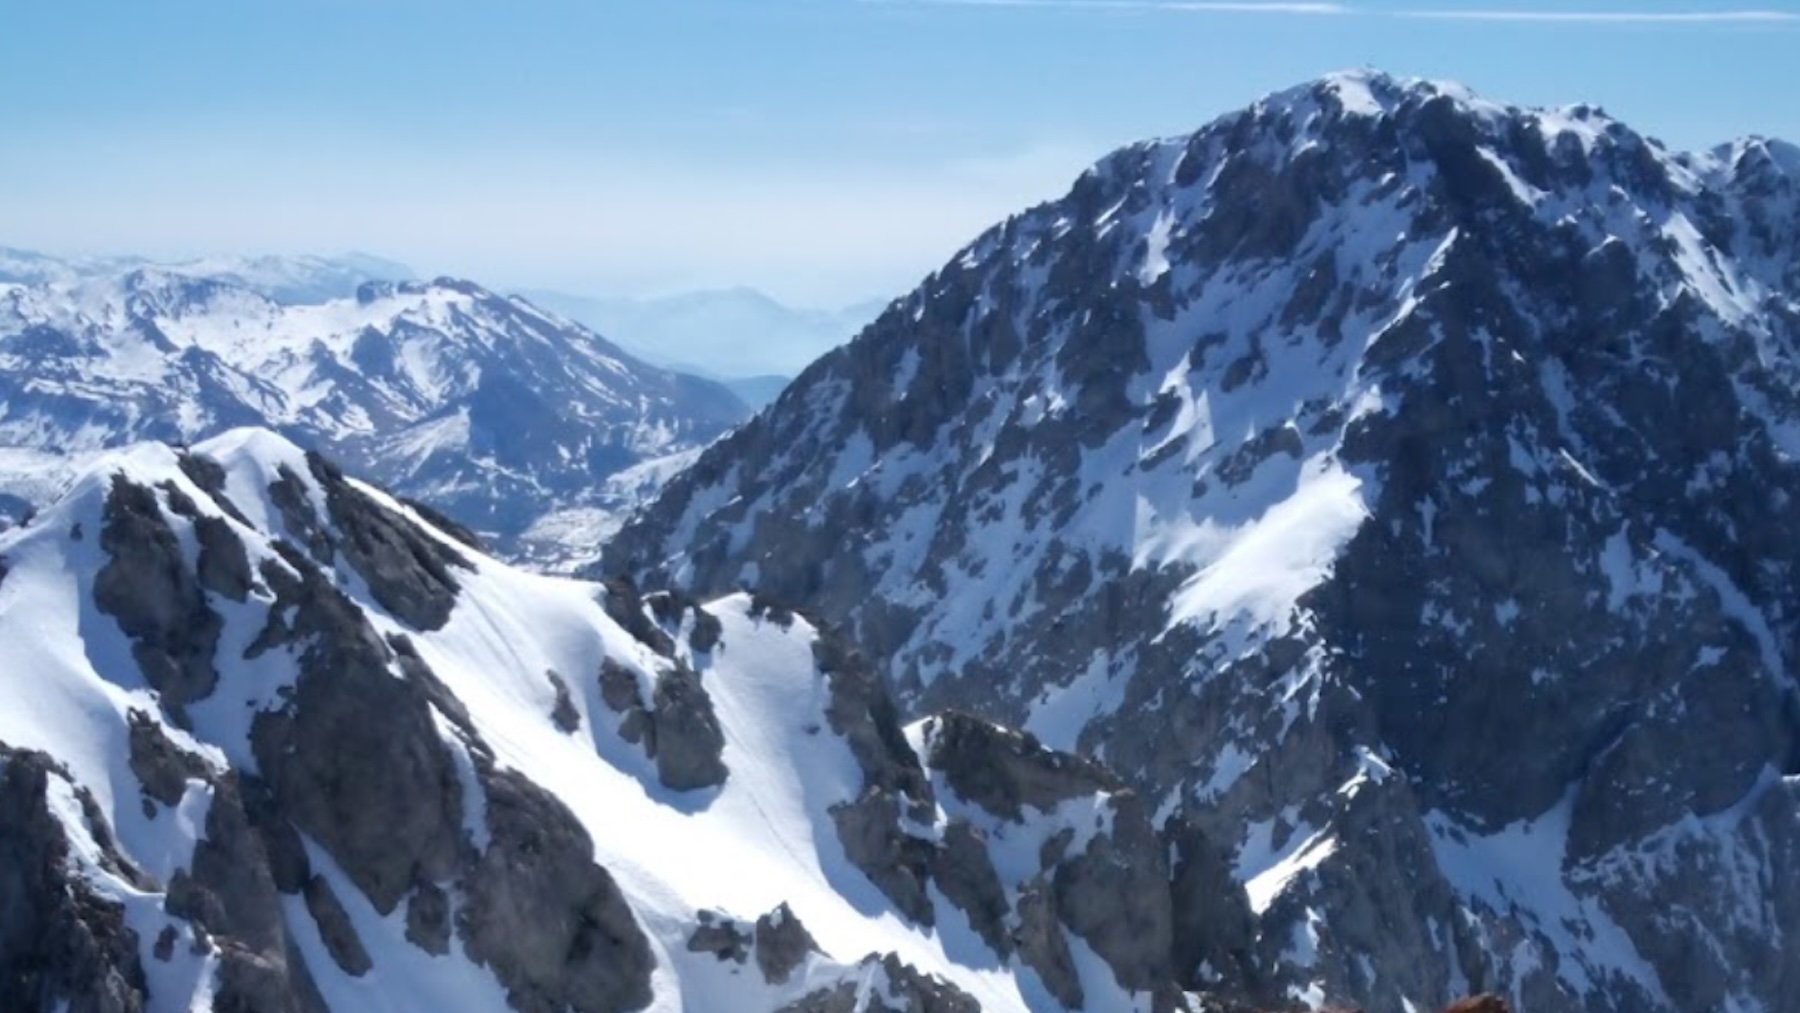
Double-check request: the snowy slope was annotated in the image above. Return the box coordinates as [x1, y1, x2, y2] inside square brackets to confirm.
[0, 431, 1233, 1012]
[0, 267, 748, 560]
[608, 71, 1800, 1013]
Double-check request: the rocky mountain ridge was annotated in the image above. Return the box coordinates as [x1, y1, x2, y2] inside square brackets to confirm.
[0, 262, 748, 564]
[607, 70, 1800, 1013]
[0, 429, 1312, 1012]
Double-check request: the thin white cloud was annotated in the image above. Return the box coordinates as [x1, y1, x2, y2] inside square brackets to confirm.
[868, 0, 1800, 22]
[864, 0, 1351, 15]
[1396, 9, 1800, 23]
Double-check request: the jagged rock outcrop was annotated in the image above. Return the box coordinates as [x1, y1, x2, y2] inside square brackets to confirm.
[916, 714, 1196, 1011]
[815, 700, 1258, 1010]
[94, 476, 222, 726]
[777, 953, 982, 1013]
[648, 665, 729, 791]
[9, 430, 1255, 1012]
[247, 541, 469, 915]
[125, 709, 208, 812]
[302, 876, 371, 977]
[168, 773, 328, 1012]
[0, 747, 148, 1013]
[753, 903, 820, 985]
[460, 765, 655, 1013]
[596, 657, 729, 792]
[686, 910, 752, 964]
[682, 902, 821, 987]
[304, 450, 469, 631]
[608, 71, 1800, 1013]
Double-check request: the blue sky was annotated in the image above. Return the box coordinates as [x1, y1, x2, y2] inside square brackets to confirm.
[3, 0, 1796, 305]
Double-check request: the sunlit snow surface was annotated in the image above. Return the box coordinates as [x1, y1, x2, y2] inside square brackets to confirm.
[0, 431, 1177, 1012]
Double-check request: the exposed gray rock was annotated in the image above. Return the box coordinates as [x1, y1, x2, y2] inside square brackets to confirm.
[686, 910, 750, 964]
[248, 549, 467, 915]
[1165, 814, 1262, 996]
[306, 450, 469, 631]
[93, 476, 222, 726]
[753, 902, 819, 985]
[605, 71, 1800, 1013]
[177, 450, 251, 526]
[777, 953, 981, 1013]
[404, 881, 452, 956]
[268, 465, 335, 564]
[688, 607, 723, 654]
[595, 654, 727, 791]
[831, 789, 937, 926]
[817, 633, 932, 817]
[458, 763, 655, 1013]
[303, 875, 372, 977]
[650, 664, 727, 791]
[921, 712, 1114, 821]
[930, 820, 1012, 959]
[817, 628, 942, 926]
[400, 496, 485, 551]
[125, 708, 209, 810]
[238, 775, 310, 896]
[66, 785, 153, 893]
[599, 657, 658, 752]
[600, 576, 677, 658]
[194, 514, 254, 602]
[164, 774, 328, 1013]
[0, 746, 148, 1013]
[1016, 878, 1082, 1009]
[547, 670, 581, 733]
[1051, 791, 1174, 995]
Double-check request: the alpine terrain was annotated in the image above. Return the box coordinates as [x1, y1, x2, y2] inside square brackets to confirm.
[607, 71, 1800, 1012]
[0, 255, 749, 565]
[0, 429, 1285, 1012]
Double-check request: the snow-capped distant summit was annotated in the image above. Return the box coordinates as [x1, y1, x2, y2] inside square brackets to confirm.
[611, 73, 1800, 1013]
[0, 265, 748, 562]
[0, 247, 416, 304]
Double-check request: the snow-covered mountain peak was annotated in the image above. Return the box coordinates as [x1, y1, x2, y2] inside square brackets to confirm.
[611, 74, 1800, 1013]
[0, 430, 1279, 1011]
[0, 263, 749, 563]
[0, 248, 415, 305]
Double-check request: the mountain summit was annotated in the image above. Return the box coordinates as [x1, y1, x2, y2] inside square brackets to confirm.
[0, 263, 749, 564]
[608, 72, 1800, 1012]
[0, 429, 1284, 1012]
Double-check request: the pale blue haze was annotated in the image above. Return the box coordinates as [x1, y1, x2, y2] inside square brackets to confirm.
[3, 0, 1795, 304]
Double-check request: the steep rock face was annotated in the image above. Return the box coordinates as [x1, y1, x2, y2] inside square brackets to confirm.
[0, 270, 748, 564]
[94, 476, 223, 726]
[0, 747, 149, 1013]
[608, 72, 1800, 1013]
[459, 766, 655, 1013]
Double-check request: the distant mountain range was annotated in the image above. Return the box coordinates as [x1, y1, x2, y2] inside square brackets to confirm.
[0, 251, 748, 564]
[521, 287, 887, 389]
[0, 246, 417, 305]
